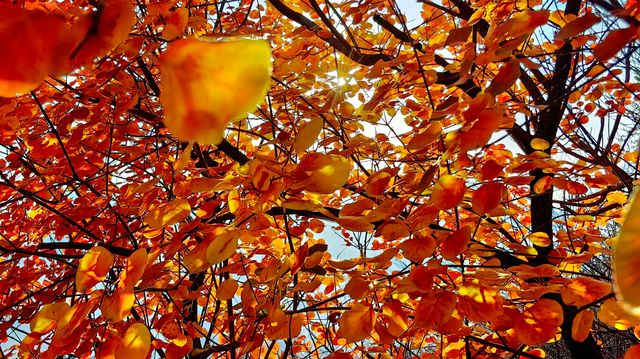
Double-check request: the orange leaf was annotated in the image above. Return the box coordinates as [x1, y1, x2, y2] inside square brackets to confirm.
[30, 302, 70, 334]
[614, 190, 640, 315]
[625, 345, 640, 359]
[293, 117, 323, 153]
[205, 230, 238, 265]
[217, 279, 238, 301]
[471, 182, 505, 214]
[415, 291, 457, 330]
[75, 246, 114, 293]
[560, 277, 611, 307]
[459, 108, 504, 152]
[528, 232, 551, 247]
[430, 174, 466, 210]
[593, 27, 637, 62]
[159, 38, 272, 144]
[52, 300, 96, 347]
[445, 26, 473, 45]
[572, 310, 594, 342]
[114, 323, 151, 359]
[144, 199, 191, 229]
[406, 121, 442, 151]
[487, 59, 520, 95]
[555, 12, 600, 40]
[162, 8, 189, 41]
[514, 299, 563, 345]
[70, 0, 137, 67]
[344, 276, 370, 300]
[291, 153, 351, 194]
[122, 248, 149, 289]
[264, 307, 303, 340]
[337, 302, 376, 343]
[0, 5, 72, 96]
[441, 226, 473, 261]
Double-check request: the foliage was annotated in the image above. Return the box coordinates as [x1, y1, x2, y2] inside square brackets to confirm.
[1, 0, 640, 358]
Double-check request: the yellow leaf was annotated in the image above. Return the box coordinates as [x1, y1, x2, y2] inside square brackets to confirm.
[293, 117, 323, 153]
[205, 230, 238, 265]
[291, 153, 351, 194]
[102, 286, 135, 323]
[530, 138, 550, 151]
[30, 302, 70, 334]
[528, 232, 551, 246]
[159, 38, 272, 144]
[614, 189, 640, 316]
[75, 246, 114, 293]
[217, 279, 238, 301]
[264, 307, 303, 340]
[115, 323, 151, 359]
[228, 188, 240, 214]
[144, 199, 191, 229]
[122, 248, 149, 289]
[337, 302, 376, 343]
[174, 142, 193, 172]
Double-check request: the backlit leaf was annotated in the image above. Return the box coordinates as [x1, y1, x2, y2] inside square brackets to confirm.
[291, 153, 351, 194]
[75, 246, 114, 293]
[115, 323, 151, 359]
[593, 27, 637, 62]
[144, 199, 191, 229]
[614, 190, 640, 316]
[337, 302, 376, 343]
[430, 175, 466, 210]
[471, 182, 505, 215]
[555, 12, 600, 40]
[205, 230, 238, 265]
[487, 59, 520, 95]
[30, 302, 70, 334]
[159, 38, 272, 144]
[514, 299, 563, 345]
[572, 310, 594, 342]
[293, 117, 323, 153]
[0, 5, 72, 96]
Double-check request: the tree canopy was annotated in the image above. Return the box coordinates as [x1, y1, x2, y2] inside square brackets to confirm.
[1, 0, 640, 358]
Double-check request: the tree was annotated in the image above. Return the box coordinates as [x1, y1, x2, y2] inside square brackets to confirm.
[1, 0, 640, 358]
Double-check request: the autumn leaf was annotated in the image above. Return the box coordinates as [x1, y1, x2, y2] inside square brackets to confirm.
[0, 5, 72, 96]
[471, 182, 505, 215]
[555, 12, 600, 40]
[414, 291, 457, 330]
[144, 199, 191, 229]
[430, 174, 466, 210]
[206, 230, 239, 265]
[114, 323, 151, 359]
[217, 279, 238, 301]
[30, 302, 70, 334]
[514, 299, 563, 345]
[75, 246, 114, 293]
[337, 302, 376, 343]
[441, 226, 473, 261]
[487, 59, 520, 95]
[291, 153, 352, 193]
[159, 38, 272, 144]
[572, 310, 594, 342]
[593, 27, 637, 62]
[614, 190, 640, 316]
[293, 117, 323, 153]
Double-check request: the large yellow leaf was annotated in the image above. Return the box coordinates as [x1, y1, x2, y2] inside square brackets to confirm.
[144, 199, 191, 229]
[337, 302, 376, 343]
[205, 230, 239, 265]
[293, 117, 323, 153]
[30, 302, 70, 334]
[159, 38, 272, 144]
[75, 246, 114, 293]
[115, 323, 151, 359]
[615, 190, 640, 316]
[291, 153, 351, 194]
